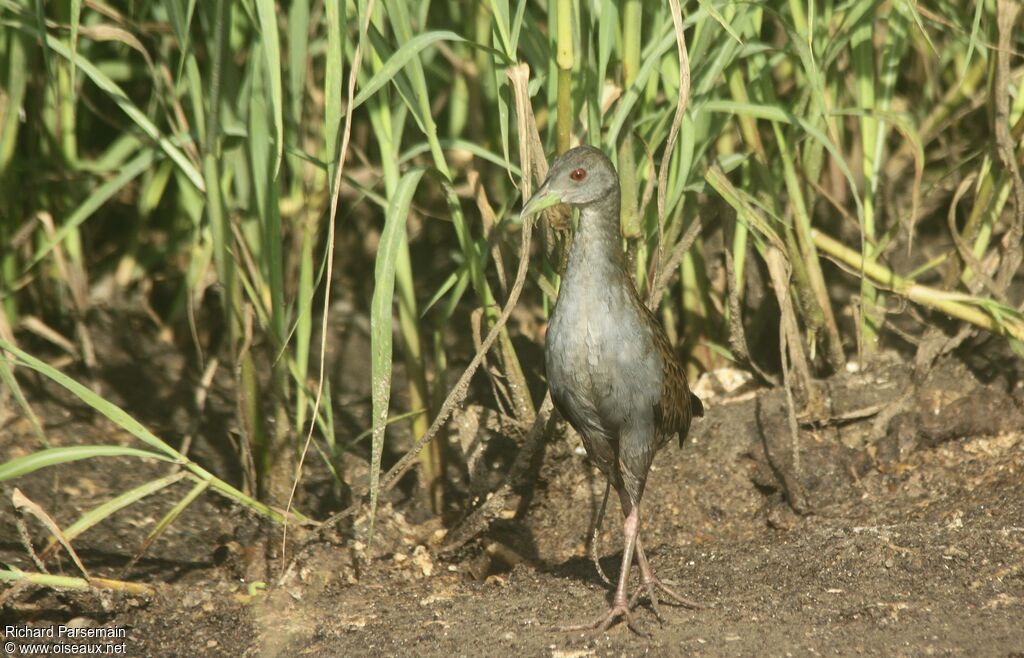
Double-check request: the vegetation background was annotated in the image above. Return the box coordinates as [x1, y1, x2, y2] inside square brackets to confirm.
[0, 0, 1022, 584]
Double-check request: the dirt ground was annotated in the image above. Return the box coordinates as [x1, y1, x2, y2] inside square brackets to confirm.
[2, 306, 1024, 657]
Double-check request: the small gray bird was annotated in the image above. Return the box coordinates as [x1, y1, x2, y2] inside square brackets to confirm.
[521, 146, 704, 633]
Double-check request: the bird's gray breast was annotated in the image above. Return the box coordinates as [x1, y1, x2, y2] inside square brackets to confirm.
[545, 280, 663, 444]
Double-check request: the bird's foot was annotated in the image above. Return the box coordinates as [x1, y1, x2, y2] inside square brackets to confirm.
[629, 576, 701, 622]
[557, 601, 648, 636]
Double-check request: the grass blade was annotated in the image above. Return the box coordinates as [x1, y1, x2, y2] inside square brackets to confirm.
[41, 471, 189, 559]
[125, 477, 211, 573]
[353, 31, 469, 110]
[253, 0, 283, 176]
[27, 148, 156, 270]
[0, 446, 174, 481]
[369, 166, 428, 541]
[0, 18, 205, 191]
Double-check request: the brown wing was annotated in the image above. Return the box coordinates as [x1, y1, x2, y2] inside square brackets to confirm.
[636, 301, 703, 448]
[624, 276, 704, 448]
[654, 321, 696, 446]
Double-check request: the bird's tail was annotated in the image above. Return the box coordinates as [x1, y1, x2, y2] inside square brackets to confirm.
[691, 392, 705, 418]
[677, 392, 705, 448]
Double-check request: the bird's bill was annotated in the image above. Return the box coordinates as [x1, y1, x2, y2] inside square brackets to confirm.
[520, 184, 562, 219]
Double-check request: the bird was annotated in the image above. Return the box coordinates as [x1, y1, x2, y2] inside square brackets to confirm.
[520, 145, 704, 634]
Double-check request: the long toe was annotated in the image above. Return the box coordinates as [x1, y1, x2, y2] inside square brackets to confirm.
[629, 580, 666, 622]
[557, 603, 649, 637]
[630, 575, 702, 616]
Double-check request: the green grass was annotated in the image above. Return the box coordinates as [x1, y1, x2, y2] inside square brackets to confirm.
[0, 0, 1022, 566]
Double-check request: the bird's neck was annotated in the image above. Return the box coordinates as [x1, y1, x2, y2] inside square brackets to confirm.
[562, 190, 631, 290]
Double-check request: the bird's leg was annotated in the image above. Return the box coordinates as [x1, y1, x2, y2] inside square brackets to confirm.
[560, 496, 646, 635]
[629, 534, 701, 620]
[588, 480, 612, 586]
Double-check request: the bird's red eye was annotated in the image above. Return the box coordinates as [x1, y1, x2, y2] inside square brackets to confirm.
[570, 168, 587, 181]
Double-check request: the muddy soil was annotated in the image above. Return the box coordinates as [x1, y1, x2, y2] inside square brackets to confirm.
[2, 307, 1023, 657]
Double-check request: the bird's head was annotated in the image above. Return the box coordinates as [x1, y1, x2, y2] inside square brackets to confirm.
[520, 146, 618, 218]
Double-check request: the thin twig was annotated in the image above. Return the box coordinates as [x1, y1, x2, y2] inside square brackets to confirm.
[993, 0, 1024, 294]
[648, 0, 691, 308]
[946, 174, 1002, 299]
[649, 218, 703, 311]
